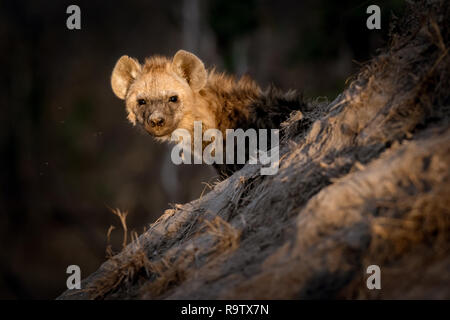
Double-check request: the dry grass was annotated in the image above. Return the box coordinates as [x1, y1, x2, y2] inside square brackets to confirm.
[84, 213, 242, 299]
[203, 216, 241, 254]
[108, 207, 129, 250]
[140, 255, 190, 299]
[370, 184, 450, 262]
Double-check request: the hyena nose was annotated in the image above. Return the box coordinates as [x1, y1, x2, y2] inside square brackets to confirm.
[150, 117, 165, 127]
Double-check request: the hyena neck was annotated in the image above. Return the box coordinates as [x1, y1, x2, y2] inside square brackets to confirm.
[197, 71, 263, 134]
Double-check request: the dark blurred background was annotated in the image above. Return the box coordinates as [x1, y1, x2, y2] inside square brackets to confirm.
[0, 0, 404, 299]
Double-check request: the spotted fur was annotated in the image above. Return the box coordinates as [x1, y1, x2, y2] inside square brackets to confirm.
[111, 50, 307, 177]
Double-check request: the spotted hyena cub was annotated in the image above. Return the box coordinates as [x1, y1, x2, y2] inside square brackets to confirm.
[111, 50, 306, 177]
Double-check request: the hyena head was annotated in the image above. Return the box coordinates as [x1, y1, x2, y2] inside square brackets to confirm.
[111, 50, 208, 140]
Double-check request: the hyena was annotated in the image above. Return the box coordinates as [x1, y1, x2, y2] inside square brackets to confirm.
[111, 50, 306, 177]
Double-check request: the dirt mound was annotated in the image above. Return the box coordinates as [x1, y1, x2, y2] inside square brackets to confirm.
[58, 0, 450, 299]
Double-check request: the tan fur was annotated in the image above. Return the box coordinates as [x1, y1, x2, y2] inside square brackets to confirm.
[111, 50, 307, 177]
[111, 50, 261, 143]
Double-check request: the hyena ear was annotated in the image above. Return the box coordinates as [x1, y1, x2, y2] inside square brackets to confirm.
[111, 56, 141, 99]
[171, 50, 207, 91]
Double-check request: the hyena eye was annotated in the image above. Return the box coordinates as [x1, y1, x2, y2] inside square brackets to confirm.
[137, 99, 146, 106]
[169, 95, 178, 103]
